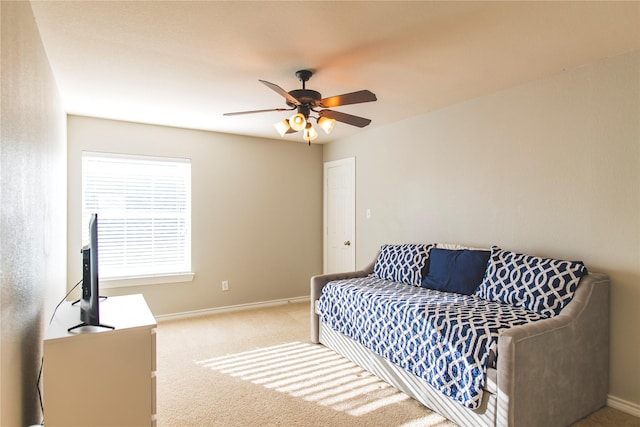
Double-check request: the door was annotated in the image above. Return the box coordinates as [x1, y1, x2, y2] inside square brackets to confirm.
[324, 158, 355, 274]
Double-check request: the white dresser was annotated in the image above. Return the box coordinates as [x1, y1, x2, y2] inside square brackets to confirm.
[43, 294, 157, 427]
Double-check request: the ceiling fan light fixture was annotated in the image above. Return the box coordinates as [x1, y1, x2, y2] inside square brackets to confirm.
[318, 116, 336, 134]
[304, 122, 318, 143]
[289, 113, 306, 131]
[274, 119, 290, 137]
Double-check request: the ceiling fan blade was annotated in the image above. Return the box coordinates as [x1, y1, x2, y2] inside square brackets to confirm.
[223, 107, 293, 116]
[319, 90, 377, 108]
[259, 80, 301, 106]
[319, 109, 372, 128]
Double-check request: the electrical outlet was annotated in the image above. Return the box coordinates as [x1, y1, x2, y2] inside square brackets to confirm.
[222, 280, 229, 291]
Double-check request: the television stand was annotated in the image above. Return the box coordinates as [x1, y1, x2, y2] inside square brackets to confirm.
[43, 294, 157, 427]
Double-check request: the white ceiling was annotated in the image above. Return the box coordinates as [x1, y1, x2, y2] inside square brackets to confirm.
[31, 1, 640, 144]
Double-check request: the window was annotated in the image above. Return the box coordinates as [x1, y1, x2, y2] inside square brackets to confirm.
[82, 152, 192, 285]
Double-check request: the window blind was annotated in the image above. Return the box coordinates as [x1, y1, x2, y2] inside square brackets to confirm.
[82, 152, 191, 279]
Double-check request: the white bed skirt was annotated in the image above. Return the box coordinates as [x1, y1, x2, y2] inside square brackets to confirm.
[318, 322, 497, 427]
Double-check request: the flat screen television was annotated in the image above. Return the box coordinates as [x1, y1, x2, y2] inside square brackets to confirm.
[68, 213, 113, 332]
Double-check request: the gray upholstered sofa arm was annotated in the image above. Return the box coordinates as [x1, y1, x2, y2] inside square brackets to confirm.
[495, 273, 609, 427]
[310, 258, 376, 344]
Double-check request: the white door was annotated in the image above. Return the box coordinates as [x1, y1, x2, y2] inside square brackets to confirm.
[324, 158, 355, 274]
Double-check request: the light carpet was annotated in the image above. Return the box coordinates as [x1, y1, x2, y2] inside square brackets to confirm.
[156, 301, 639, 427]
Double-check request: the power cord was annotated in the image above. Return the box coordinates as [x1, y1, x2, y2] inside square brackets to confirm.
[36, 279, 82, 425]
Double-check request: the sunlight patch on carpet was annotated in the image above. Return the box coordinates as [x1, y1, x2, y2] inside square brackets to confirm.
[400, 413, 455, 427]
[195, 341, 414, 417]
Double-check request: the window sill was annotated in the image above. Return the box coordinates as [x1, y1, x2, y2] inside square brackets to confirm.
[101, 272, 195, 288]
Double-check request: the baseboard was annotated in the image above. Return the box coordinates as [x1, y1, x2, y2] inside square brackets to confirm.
[155, 295, 310, 322]
[608, 394, 640, 418]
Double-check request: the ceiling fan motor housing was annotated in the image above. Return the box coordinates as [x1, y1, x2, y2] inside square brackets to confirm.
[287, 69, 321, 115]
[287, 89, 321, 110]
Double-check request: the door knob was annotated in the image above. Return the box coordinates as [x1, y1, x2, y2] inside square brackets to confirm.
[344, 240, 351, 246]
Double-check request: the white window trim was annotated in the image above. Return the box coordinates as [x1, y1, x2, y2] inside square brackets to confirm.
[101, 272, 195, 288]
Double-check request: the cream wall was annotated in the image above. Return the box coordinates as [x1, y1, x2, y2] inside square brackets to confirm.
[325, 51, 640, 410]
[0, 2, 67, 425]
[67, 116, 323, 316]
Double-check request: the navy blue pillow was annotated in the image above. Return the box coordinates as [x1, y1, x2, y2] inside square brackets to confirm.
[421, 248, 491, 295]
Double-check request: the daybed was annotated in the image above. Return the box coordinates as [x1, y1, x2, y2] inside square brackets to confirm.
[310, 244, 609, 427]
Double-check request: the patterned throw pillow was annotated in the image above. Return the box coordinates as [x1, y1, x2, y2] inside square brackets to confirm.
[373, 244, 433, 286]
[475, 247, 587, 317]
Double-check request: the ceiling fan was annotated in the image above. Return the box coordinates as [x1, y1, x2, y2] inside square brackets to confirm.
[223, 69, 377, 144]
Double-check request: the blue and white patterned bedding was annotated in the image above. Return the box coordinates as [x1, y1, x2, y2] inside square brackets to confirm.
[316, 275, 545, 409]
